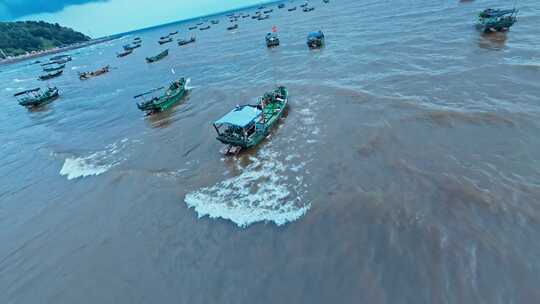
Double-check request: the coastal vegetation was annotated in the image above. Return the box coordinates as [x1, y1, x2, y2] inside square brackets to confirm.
[0, 21, 90, 58]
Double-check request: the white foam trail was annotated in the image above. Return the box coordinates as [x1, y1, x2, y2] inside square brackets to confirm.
[185, 150, 310, 228]
[185, 78, 195, 90]
[59, 138, 128, 180]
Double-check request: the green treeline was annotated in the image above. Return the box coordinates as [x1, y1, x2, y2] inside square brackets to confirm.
[0, 21, 90, 57]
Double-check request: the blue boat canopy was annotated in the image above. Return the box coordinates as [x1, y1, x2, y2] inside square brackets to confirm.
[308, 31, 324, 39]
[480, 9, 517, 18]
[215, 105, 262, 128]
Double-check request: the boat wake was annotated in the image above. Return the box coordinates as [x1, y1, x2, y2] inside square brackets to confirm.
[59, 138, 129, 180]
[185, 149, 311, 228]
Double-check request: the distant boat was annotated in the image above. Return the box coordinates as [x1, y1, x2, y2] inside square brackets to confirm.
[227, 24, 239, 31]
[288, 7, 297, 11]
[14, 87, 59, 108]
[189, 25, 198, 30]
[135, 78, 188, 115]
[303, 7, 315, 12]
[146, 49, 169, 63]
[266, 33, 280, 48]
[49, 54, 71, 61]
[477, 8, 518, 32]
[178, 36, 196, 46]
[278, 4, 285, 9]
[211, 20, 219, 24]
[242, 14, 250, 18]
[43, 64, 65, 72]
[117, 49, 133, 58]
[200, 25, 211, 31]
[307, 31, 325, 49]
[124, 43, 141, 51]
[300, 2, 308, 8]
[158, 37, 173, 45]
[169, 31, 178, 35]
[323, 0, 329, 3]
[79, 66, 110, 80]
[258, 15, 270, 20]
[264, 9, 274, 14]
[38, 70, 64, 81]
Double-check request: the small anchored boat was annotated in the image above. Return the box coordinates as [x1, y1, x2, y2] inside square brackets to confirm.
[146, 49, 169, 63]
[264, 9, 274, 14]
[14, 87, 59, 108]
[199, 25, 211, 31]
[266, 32, 280, 47]
[79, 65, 110, 80]
[169, 31, 178, 35]
[213, 86, 288, 153]
[211, 20, 220, 24]
[178, 36, 196, 46]
[117, 49, 133, 58]
[38, 70, 64, 81]
[43, 64, 65, 72]
[307, 31, 325, 49]
[278, 4, 285, 9]
[477, 8, 518, 32]
[227, 24, 239, 31]
[303, 7, 315, 12]
[288, 7, 297, 11]
[135, 78, 188, 114]
[189, 25, 198, 30]
[258, 15, 270, 20]
[300, 2, 308, 8]
[124, 43, 141, 51]
[158, 37, 173, 45]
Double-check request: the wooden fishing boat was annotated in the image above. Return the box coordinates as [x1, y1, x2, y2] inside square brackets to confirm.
[477, 8, 518, 32]
[263, 9, 273, 14]
[79, 65, 110, 80]
[266, 32, 280, 47]
[123, 43, 141, 51]
[307, 31, 325, 48]
[14, 87, 59, 108]
[288, 7, 297, 11]
[169, 31, 179, 35]
[49, 54, 71, 61]
[146, 49, 169, 63]
[300, 2, 308, 8]
[227, 24, 239, 31]
[278, 4, 285, 9]
[38, 70, 63, 81]
[242, 14, 250, 18]
[213, 86, 288, 152]
[158, 37, 173, 45]
[303, 7, 315, 12]
[135, 78, 188, 114]
[178, 36, 196, 46]
[199, 25, 211, 31]
[117, 49, 133, 58]
[189, 25, 198, 30]
[211, 20, 219, 24]
[43, 64, 65, 72]
[258, 15, 270, 20]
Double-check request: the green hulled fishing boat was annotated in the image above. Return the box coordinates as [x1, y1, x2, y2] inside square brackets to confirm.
[38, 70, 63, 81]
[146, 49, 169, 63]
[135, 78, 188, 114]
[43, 64, 65, 72]
[307, 31, 325, 48]
[178, 36, 196, 46]
[477, 8, 518, 32]
[14, 87, 59, 108]
[213, 86, 288, 153]
[117, 49, 133, 58]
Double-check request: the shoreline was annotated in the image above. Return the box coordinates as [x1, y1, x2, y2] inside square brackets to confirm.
[0, 36, 119, 66]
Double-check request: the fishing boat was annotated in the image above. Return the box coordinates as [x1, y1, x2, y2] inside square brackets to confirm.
[189, 25, 198, 30]
[178, 36, 196, 46]
[300, 2, 308, 8]
[49, 54, 71, 61]
[135, 78, 188, 114]
[124, 43, 141, 51]
[158, 37, 173, 45]
[43, 64, 65, 72]
[199, 25, 211, 31]
[213, 86, 288, 153]
[134, 37, 142, 41]
[227, 24, 239, 31]
[266, 33, 280, 47]
[323, 0, 329, 3]
[307, 31, 325, 48]
[146, 49, 169, 63]
[477, 8, 518, 32]
[258, 15, 270, 20]
[197, 22, 204, 26]
[169, 31, 179, 35]
[38, 70, 63, 81]
[288, 7, 297, 11]
[117, 49, 133, 58]
[79, 65, 110, 80]
[264, 9, 274, 14]
[14, 87, 59, 108]
[278, 4, 285, 9]
[41, 57, 71, 66]
[211, 20, 219, 24]
[303, 7, 315, 12]
[242, 14, 250, 18]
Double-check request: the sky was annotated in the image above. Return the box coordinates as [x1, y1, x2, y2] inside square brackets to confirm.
[0, 0, 270, 37]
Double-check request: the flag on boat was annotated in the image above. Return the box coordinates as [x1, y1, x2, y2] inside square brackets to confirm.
[272, 25, 278, 32]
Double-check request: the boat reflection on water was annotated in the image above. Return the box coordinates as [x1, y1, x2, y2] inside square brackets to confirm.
[478, 31, 508, 50]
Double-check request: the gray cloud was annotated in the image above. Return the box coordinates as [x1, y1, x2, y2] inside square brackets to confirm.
[0, 0, 109, 20]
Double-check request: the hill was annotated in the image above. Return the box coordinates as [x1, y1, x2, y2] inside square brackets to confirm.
[0, 21, 91, 58]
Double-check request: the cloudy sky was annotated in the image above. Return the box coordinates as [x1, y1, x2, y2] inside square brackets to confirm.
[0, 0, 268, 37]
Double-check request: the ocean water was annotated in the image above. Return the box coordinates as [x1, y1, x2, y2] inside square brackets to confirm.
[1, 0, 540, 303]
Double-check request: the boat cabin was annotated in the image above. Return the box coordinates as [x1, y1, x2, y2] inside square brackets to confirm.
[214, 105, 264, 146]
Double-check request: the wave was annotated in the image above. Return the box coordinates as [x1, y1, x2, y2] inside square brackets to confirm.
[185, 149, 311, 228]
[59, 138, 129, 180]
